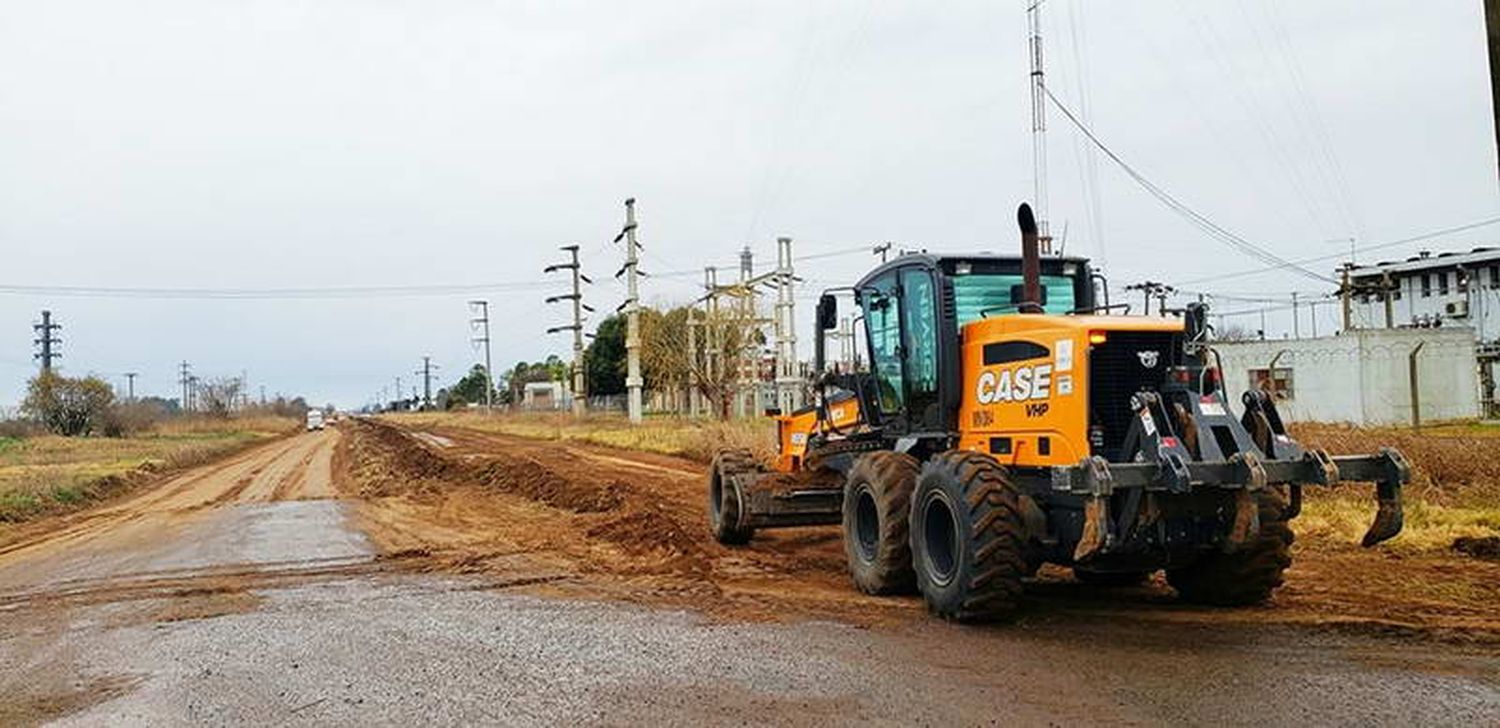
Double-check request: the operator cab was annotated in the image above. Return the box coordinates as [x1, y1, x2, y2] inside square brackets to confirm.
[815, 253, 1104, 437]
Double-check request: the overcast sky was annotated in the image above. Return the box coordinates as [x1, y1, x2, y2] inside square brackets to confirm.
[2, 1, 1496, 408]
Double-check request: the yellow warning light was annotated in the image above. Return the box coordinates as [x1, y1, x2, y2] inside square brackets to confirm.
[1088, 331, 1108, 345]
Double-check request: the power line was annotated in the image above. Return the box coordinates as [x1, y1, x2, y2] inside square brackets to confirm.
[1042, 84, 1335, 284]
[0, 280, 554, 300]
[1175, 215, 1500, 286]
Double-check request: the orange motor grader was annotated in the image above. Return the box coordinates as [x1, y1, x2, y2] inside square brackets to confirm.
[707, 204, 1408, 621]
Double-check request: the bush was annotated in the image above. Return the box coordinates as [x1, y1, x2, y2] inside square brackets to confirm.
[21, 372, 117, 437]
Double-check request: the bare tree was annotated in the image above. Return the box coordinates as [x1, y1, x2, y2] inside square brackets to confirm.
[639, 298, 765, 419]
[195, 377, 244, 418]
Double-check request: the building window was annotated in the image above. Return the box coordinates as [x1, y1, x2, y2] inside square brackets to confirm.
[1438, 272, 1449, 295]
[1248, 367, 1294, 400]
[1420, 274, 1431, 297]
[1490, 265, 1499, 289]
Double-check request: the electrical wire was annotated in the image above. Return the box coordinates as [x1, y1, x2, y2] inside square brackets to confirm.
[1042, 85, 1335, 284]
[1176, 215, 1500, 286]
[0, 280, 555, 300]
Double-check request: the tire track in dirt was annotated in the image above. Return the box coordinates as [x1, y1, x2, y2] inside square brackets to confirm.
[341, 419, 909, 624]
[0, 430, 348, 594]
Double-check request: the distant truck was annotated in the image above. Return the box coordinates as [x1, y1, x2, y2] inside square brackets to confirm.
[306, 410, 325, 431]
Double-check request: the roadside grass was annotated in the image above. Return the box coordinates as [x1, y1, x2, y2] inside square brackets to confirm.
[1283, 422, 1500, 555]
[0, 417, 298, 523]
[389, 411, 777, 464]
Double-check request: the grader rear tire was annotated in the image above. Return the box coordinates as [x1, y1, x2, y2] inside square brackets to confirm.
[708, 450, 758, 545]
[842, 451, 920, 595]
[910, 451, 1028, 622]
[1167, 488, 1294, 606]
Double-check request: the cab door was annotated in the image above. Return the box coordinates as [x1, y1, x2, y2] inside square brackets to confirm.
[860, 267, 942, 431]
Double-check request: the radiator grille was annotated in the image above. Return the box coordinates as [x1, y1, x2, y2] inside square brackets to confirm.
[1089, 331, 1182, 462]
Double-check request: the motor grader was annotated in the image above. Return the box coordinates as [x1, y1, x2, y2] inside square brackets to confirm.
[707, 204, 1409, 621]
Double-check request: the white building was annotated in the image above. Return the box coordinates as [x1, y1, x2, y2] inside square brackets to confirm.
[1347, 247, 1499, 415]
[1214, 327, 1480, 426]
[521, 381, 568, 411]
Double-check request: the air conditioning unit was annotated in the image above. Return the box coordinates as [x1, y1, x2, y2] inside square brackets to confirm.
[1445, 300, 1470, 318]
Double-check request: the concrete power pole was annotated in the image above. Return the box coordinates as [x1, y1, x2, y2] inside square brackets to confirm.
[617, 198, 644, 424]
[469, 300, 494, 412]
[773, 237, 800, 414]
[737, 246, 754, 417]
[1487, 0, 1500, 177]
[179, 361, 192, 412]
[32, 310, 61, 373]
[704, 266, 720, 418]
[546, 244, 592, 418]
[415, 357, 438, 410]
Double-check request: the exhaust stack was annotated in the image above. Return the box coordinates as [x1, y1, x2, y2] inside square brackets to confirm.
[1018, 203, 1043, 314]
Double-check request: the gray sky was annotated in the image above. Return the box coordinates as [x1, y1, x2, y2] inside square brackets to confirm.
[2, 1, 1496, 408]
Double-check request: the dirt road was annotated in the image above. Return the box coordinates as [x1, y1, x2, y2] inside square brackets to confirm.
[1, 422, 1496, 726]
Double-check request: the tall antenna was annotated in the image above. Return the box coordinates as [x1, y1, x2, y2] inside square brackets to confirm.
[1027, 0, 1053, 255]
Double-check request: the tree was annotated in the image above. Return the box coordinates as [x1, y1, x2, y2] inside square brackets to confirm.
[195, 377, 244, 418]
[502, 358, 565, 404]
[639, 297, 765, 418]
[1216, 323, 1259, 342]
[22, 372, 117, 436]
[584, 315, 627, 396]
[448, 364, 494, 406]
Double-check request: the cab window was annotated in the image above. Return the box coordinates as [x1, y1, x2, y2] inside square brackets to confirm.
[863, 273, 904, 413]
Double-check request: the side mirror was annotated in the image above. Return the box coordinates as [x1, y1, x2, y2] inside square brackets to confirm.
[817, 293, 838, 331]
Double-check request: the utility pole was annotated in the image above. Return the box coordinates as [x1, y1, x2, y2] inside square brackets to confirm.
[873, 242, 891, 264]
[394, 376, 403, 411]
[704, 266, 721, 417]
[686, 304, 701, 417]
[179, 361, 192, 412]
[1124, 282, 1172, 316]
[124, 372, 138, 401]
[469, 300, 494, 412]
[615, 198, 644, 424]
[1027, 0, 1052, 255]
[738, 246, 753, 417]
[1339, 263, 1353, 333]
[32, 310, 61, 373]
[773, 237, 800, 414]
[415, 357, 438, 410]
[1291, 292, 1300, 339]
[546, 244, 592, 418]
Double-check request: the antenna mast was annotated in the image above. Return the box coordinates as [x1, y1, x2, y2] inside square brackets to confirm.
[1028, 1, 1053, 255]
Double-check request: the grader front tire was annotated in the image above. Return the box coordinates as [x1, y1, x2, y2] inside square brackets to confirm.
[910, 451, 1029, 622]
[842, 451, 920, 595]
[708, 450, 758, 546]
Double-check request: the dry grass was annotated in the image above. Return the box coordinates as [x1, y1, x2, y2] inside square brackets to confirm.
[1285, 422, 1500, 555]
[0, 415, 298, 522]
[387, 411, 776, 464]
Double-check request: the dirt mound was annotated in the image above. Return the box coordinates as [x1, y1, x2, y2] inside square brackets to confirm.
[586, 506, 702, 558]
[473, 456, 622, 513]
[341, 420, 460, 498]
